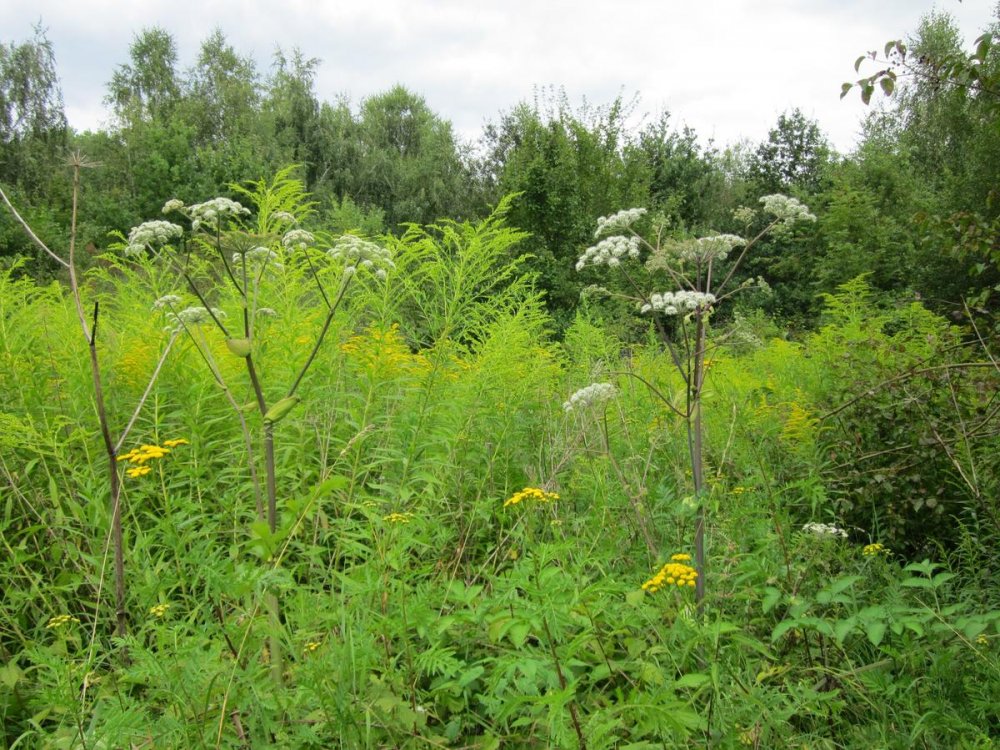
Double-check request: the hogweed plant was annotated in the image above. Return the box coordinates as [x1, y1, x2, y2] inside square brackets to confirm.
[121, 169, 394, 682]
[577, 196, 816, 602]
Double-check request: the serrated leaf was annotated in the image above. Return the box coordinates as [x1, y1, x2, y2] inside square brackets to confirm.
[834, 617, 857, 644]
[866, 621, 887, 647]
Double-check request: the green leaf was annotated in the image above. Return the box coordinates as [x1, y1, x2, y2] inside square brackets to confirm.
[625, 589, 646, 607]
[865, 621, 887, 647]
[508, 621, 530, 648]
[879, 77, 895, 96]
[861, 83, 874, 105]
[834, 617, 857, 644]
[840, 82, 853, 99]
[674, 672, 710, 689]
[762, 587, 782, 613]
[855, 55, 866, 73]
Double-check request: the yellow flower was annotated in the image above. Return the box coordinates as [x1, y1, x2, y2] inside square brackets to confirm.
[149, 603, 171, 618]
[503, 487, 560, 507]
[382, 512, 413, 524]
[642, 556, 698, 593]
[162, 438, 189, 448]
[126, 465, 152, 478]
[45, 614, 80, 630]
[863, 543, 889, 557]
[303, 641, 321, 654]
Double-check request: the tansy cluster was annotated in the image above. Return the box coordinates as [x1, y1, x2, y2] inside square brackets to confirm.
[382, 512, 414, 524]
[863, 542, 890, 556]
[117, 438, 188, 478]
[504, 487, 560, 508]
[45, 614, 80, 630]
[148, 603, 171, 618]
[642, 554, 698, 592]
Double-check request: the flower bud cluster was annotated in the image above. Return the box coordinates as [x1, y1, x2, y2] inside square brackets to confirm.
[161, 198, 185, 215]
[271, 211, 296, 224]
[234, 246, 282, 270]
[152, 294, 182, 310]
[189, 197, 250, 232]
[594, 207, 647, 238]
[164, 306, 226, 332]
[282, 229, 315, 250]
[640, 290, 716, 315]
[125, 221, 183, 256]
[759, 194, 816, 225]
[327, 235, 395, 279]
[563, 382, 616, 412]
[576, 235, 641, 271]
[802, 522, 848, 538]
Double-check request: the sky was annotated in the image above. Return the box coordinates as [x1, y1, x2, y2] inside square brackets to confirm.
[2, 0, 996, 154]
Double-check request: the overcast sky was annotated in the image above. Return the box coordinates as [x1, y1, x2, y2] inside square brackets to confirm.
[2, 0, 996, 154]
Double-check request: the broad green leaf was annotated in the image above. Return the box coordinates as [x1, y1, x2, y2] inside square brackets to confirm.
[865, 621, 887, 647]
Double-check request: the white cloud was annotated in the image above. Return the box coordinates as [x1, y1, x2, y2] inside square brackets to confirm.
[1, 0, 994, 152]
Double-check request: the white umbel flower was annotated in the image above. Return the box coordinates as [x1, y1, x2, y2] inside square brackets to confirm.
[594, 208, 647, 238]
[563, 382, 617, 412]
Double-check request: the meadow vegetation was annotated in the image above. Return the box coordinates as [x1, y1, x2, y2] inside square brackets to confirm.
[1, 9, 1000, 750]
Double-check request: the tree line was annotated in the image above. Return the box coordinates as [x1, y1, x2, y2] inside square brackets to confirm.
[2, 12, 998, 328]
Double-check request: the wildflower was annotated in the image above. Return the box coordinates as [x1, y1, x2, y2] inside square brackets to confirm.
[152, 294, 182, 310]
[802, 522, 848, 538]
[303, 641, 321, 654]
[563, 382, 616, 412]
[862, 542, 889, 556]
[504, 487, 560, 507]
[759, 194, 816, 226]
[162, 438, 189, 448]
[642, 556, 698, 592]
[148, 603, 171, 618]
[382, 512, 413, 524]
[733, 206, 756, 225]
[640, 290, 716, 316]
[256, 307, 278, 318]
[124, 220, 183, 256]
[594, 207, 647, 238]
[282, 229, 315, 250]
[271, 211, 296, 224]
[188, 197, 250, 232]
[46, 614, 80, 629]
[126, 465, 152, 478]
[164, 306, 226, 332]
[161, 198, 185, 214]
[326, 235, 395, 274]
[576, 235, 641, 271]
[976, 634, 989, 647]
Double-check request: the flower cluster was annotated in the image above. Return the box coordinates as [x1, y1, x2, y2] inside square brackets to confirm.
[576, 235, 641, 271]
[802, 522, 848, 538]
[161, 198, 185, 214]
[124, 221, 183, 256]
[303, 641, 321, 654]
[117, 439, 187, 478]
[148, 603, 171, 618]
[189, 197, 250, 232]
[640, 290, 716, 315]
[152, 294, 182, 310]
[642, 554, 698, 592]
[233, 246, 282, 271]
[693, 234, 746, 262]
[282, 229, 315, 250]
[759, 194, 816, 226]
[594, 207, 647, 238]
[563, 382, 616, 412]
[271, 211, 296, 225]
[862, 542, 890, 556]
[503, 487, 560, 508]
[327, 235, 394, 279]
[383, 512, 414, 524]
[46, 614, 80, 629]
[164, 306, 226, 332]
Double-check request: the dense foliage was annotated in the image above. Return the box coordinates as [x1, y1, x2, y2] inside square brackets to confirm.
[1, 9, 999, 749]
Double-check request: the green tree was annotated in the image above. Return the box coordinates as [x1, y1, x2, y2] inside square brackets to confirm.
[747, 108, 831, 195]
